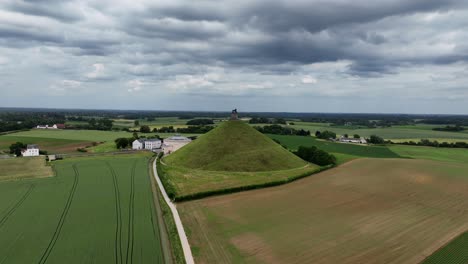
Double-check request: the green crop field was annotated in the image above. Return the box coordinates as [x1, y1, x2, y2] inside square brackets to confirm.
[178, 158, 468, 264]
[286, 122, 468, 141]
[422, 231, 468, 264]
[390, 145, 468, 163]
[0, 136, 92, 154]
[0, 153, 170, 263]
[268, 134, 401, 160]
[0, 156, 53, 181]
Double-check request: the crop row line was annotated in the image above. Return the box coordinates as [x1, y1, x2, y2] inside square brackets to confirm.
[0, 184, 36, 229]
[125, 160, 137, 264]
[107, 161, 123, 264]
[38, 164, 79, 264]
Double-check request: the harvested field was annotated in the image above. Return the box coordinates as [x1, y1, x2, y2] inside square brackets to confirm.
[178, 158, 468, 264]
[0, 157, 53, 181]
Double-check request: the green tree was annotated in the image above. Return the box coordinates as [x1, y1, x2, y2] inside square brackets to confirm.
[134, 120, 140, 126]
[9, 142, 26, 156]
[369, 135, 385, 144]
[316, 130, 336, 140]
[140, 125, 151, 133]
[115, 138, 130, 149]
[353, 134, 360, 139]
[294, 146, 336, 166]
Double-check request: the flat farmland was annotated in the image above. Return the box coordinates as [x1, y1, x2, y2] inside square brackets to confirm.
[287, 122, 468, 141]
[0, 136, 92, 154]
[0, 154, 169, 263]
[179, 158, 468, 264]
[268, 134, 401, 160]
[0, 129, 199, 154]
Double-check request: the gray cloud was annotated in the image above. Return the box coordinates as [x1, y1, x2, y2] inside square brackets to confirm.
[1, 0, 468, 113]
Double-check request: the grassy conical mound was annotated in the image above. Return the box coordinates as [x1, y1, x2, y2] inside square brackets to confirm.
[164, 120, 308, 172]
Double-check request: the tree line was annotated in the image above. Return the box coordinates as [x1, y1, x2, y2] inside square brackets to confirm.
[255, 125, 310, 136]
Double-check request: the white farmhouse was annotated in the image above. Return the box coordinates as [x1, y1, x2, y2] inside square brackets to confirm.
[144, 139, 162, 150]
[339, 136, 367, 144]
[36, 124, 58, 129]
[132, 139, 144, 150]
[22, 144, 40, 157]
[163, 135, 192, 154]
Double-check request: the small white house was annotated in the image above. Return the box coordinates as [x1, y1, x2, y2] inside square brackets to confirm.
[163, 135, 192, 154]
[132, 139, 144, 150]
[144, 139, 162, 150]
[22, 144, 40, 157]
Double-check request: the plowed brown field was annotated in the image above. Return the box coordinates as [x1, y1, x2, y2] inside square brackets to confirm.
[178, 158, 468, 264]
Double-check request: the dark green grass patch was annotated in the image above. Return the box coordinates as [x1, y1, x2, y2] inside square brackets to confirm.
[422, 231, 468, 264]
[268, 134, 401, 159]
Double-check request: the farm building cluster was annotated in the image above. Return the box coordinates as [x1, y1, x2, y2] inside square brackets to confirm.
[337, 136, 367, 144]
[36, 124, 65, 129]
[132, 135, 192, 154]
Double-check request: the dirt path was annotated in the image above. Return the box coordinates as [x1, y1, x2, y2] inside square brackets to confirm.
[152, 158, 194, 264]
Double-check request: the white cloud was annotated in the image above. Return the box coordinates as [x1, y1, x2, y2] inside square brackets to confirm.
[301, 75, 318, 84]
[49, 79, 82, 93]
[86, 63, 106, 79]
[126, 79, 144, 92]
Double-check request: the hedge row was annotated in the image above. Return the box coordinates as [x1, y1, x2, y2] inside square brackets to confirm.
[158, 163, 333, 202]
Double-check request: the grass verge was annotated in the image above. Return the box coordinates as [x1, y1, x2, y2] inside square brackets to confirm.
[151, 156, 186, 264]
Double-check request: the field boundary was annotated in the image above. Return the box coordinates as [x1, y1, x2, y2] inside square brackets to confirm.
[147, 157, 175, 264]
[158, 161, 333, 202]
[153, 157, 194, 264]
[420, 229, 468, 264]
[106, 162, 123, 264]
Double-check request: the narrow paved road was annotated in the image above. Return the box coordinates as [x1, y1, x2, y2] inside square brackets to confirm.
[152, 159, 195, 264]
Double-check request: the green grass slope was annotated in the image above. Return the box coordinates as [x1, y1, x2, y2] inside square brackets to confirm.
[164, 121, 307, 172]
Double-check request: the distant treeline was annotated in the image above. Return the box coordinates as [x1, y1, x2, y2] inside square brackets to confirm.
[249, 117, 287, 124]
[136, 125, 214, 134]
[186, 119, 214, 125]
[432, 125, 465, 132]
[2, 108, 468, 133]
[255, 125, 310, 136]
[0, 112, 65, 133]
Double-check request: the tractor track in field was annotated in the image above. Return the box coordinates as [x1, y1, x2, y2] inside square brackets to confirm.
[107, 162, 123, 264]
[0, 184, 36, 229]
[38, 164, 79, 264]
[125, 160, 137, 264]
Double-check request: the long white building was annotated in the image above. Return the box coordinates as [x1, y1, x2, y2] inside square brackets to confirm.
[132, 139, 162, 150]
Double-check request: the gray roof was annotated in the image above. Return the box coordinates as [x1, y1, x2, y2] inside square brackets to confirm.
[27, 144, 38, 149]
[145, 139, 161, 142]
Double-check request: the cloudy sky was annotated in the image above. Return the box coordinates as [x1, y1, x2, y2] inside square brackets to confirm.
[1, 0, 468, 114]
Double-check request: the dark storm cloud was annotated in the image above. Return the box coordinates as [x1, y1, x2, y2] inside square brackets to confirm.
[105, 0, 467, 76]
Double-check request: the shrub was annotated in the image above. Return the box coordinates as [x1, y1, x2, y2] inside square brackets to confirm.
[76, 148, 87, 152]
[369, 135, 385, 144]
[294, 146, 336, 166]
[316, 130, 336, 140]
